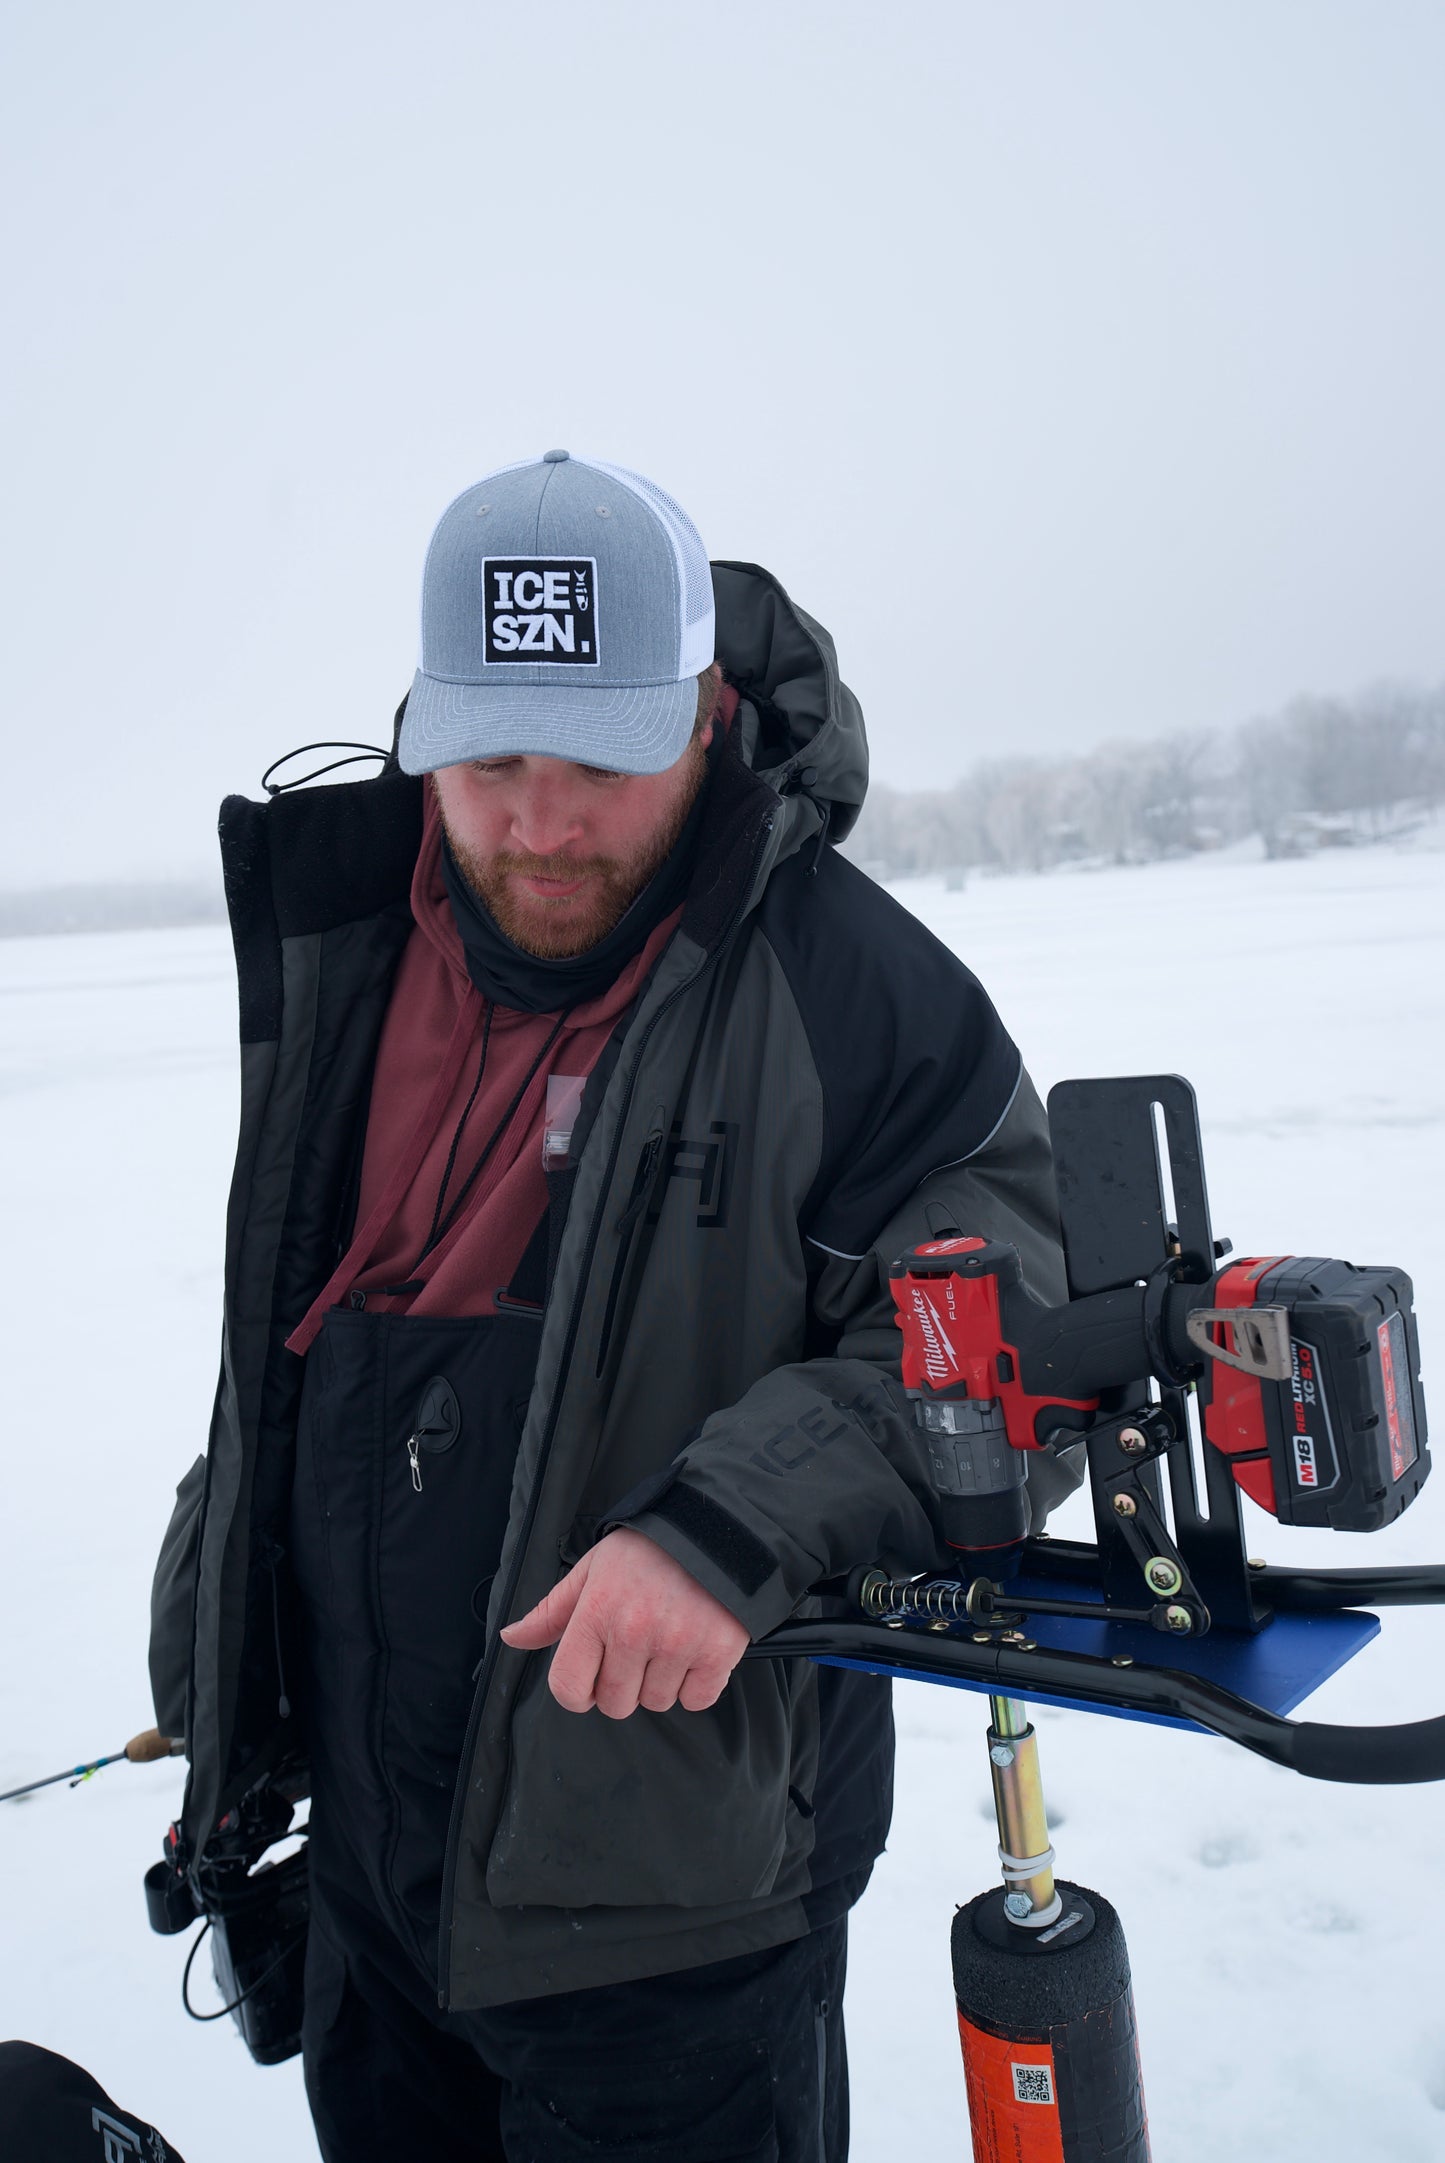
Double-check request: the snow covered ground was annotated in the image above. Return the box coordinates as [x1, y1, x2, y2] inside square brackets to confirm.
[2, 833, 1443, 2159]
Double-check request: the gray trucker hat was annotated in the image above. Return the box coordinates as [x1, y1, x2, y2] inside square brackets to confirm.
[398, 450, 716, 777]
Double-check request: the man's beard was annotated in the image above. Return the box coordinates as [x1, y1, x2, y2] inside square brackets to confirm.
[438, 734, 708, 959]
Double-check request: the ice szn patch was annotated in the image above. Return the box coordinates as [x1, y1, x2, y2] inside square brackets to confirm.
[483, 558, 599, 665]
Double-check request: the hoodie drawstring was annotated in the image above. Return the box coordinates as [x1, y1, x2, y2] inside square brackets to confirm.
[259, 1538, 292, 1722]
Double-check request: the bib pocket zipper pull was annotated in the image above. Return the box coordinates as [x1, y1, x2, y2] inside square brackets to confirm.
[403, 1374, 462, 1495]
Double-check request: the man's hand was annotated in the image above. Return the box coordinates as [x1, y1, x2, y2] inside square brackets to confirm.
[499, 1527, 750, 1719]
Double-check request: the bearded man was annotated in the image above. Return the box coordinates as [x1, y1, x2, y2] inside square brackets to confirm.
[148, 450, 1079, 2160]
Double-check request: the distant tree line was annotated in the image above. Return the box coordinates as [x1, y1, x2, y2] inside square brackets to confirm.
[844, 680, 1445, 879]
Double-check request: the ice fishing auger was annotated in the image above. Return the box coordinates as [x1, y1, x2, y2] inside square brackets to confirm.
[756, 1074, 1437, 2161]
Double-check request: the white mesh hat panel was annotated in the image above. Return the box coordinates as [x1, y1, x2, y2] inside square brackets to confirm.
[588, 458, 716, 676]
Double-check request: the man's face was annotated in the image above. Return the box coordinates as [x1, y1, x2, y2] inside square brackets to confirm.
[433, 721, 713, 959]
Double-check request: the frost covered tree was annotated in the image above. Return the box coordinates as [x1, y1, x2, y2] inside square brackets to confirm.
[843, 679, 1444, 880]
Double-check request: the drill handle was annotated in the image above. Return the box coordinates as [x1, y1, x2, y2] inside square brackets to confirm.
[1006, 1281, 1154, 1406]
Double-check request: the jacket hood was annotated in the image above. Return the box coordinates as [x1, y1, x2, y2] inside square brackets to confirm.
[711, 561, 868, 845]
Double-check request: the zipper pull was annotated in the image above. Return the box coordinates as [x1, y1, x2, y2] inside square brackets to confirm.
[406, 1435, 422, 1492]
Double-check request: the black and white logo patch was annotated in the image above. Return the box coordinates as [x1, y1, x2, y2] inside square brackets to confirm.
[482, 558, 599, 665]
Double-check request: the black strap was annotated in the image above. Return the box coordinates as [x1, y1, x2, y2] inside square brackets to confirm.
[504, 1208, 553, 1309]
[422, 1002, 498, 1257]
[414, 1006, 571, 1270]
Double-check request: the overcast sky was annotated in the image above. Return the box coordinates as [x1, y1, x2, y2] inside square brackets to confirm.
[3, 1, 1443, 884]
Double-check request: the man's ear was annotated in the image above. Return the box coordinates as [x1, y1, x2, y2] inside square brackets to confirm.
[694, 661, 723, 737]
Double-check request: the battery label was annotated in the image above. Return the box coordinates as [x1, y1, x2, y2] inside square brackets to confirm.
[958, 2015, 1065, 2161]
[1287, 1338, 1340, 1494]
[1378, 1311, 1419, 1480]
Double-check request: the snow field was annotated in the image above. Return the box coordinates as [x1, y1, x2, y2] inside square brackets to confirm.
[1, 835, 1442, 2159]
[850, 840, 1445, 2161]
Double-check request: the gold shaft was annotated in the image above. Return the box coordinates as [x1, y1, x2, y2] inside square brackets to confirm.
[989, 1692, 1028, 1739]
[986, 1695, 1058, 1925]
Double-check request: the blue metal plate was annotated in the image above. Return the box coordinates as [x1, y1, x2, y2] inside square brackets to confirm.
[816, 1574, 1381, 1733]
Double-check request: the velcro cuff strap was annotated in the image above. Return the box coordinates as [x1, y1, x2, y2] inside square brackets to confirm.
[616, 1479, 777, 1598]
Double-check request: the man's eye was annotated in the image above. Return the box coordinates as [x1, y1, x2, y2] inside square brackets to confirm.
[469, 759, 518, 775]
[578, 765, 627, 783]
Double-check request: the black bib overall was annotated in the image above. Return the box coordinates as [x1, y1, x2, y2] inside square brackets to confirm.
[289, 1293, 851, 2163]
[290, 1295, 541, 1994]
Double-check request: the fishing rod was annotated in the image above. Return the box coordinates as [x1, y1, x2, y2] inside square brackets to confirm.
[1, 1727, 182, 1805]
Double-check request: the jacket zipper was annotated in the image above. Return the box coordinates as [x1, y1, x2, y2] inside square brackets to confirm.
[435, 809, 777, 2009]
[593, 1119, 667, 1378]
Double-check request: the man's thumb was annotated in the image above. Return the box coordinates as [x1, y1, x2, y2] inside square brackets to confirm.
[500, 1560, 587, 1650]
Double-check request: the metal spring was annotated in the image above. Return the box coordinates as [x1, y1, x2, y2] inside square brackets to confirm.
[859, 1572, 975, 1624]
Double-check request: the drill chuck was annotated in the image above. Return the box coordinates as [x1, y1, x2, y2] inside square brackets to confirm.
[919, 1395, 1030, 1549]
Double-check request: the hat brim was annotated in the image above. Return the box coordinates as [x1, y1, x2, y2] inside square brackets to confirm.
[398, 671, 700, 778]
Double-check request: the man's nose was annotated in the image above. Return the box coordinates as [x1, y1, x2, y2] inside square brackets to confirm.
[510, 776, 586, 859]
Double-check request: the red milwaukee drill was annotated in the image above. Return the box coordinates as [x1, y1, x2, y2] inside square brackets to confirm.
[890, 1235, 1427, 1553]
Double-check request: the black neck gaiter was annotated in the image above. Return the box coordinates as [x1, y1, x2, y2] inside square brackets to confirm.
[440, 775, 711, 1014]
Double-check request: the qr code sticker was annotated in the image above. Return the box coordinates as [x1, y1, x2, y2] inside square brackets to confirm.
[1011, 2061, 1055, 2106]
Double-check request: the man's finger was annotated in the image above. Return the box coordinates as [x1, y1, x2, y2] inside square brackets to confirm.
[544, 1605, 612, 1714]
[637, 1654, 690, 1714]
[590, 1634, 651, 1722]
[500, 1559, 588, 1652]
[677, 1657, 735, 1713]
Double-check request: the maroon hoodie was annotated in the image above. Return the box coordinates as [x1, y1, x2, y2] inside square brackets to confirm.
[287, 790, 680, 1351]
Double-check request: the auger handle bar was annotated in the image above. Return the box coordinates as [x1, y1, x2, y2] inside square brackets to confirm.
[748, 1590, 1445, 1786]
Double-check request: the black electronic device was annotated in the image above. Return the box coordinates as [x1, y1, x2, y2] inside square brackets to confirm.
[145, 1781, 307, 2066]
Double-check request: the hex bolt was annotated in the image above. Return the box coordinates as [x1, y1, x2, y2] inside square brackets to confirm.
[1004, 1892, 1033, 1919]
[1111, 1655, 1135, 1668]
[1165, 1605, 1193, 1633]
[990, 1743, 1015, 1768]
[1145, 1557, 1183, 1595]
[1118, 1427, 1148, 1454]
[972, 1630, 993, 1644]
[1113, 1493, 1138, 1518]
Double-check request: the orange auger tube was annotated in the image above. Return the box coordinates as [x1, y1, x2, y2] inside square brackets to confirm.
[953, 1881, 1149, 2162]
[951, 1695, 1150, 2161]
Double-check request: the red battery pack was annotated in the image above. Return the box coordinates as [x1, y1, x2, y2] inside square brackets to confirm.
[1198, 1257, 1428, 1530]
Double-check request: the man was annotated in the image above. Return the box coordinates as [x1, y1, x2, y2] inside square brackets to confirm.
[149, 451, 1079, 2159]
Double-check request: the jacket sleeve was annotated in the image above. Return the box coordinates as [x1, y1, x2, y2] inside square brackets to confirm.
[607, 1074, 1087, 1637]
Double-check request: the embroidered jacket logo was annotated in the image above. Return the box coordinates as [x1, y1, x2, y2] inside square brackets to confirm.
[91, 2108, 169, 2162]
[665, 1121, 738, 1230]
[482, 557, 599, 665]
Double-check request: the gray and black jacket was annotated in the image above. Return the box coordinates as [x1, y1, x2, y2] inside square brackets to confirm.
[149, 561, 1080, 2009]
